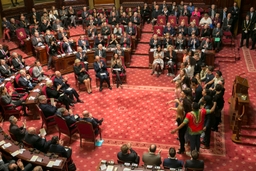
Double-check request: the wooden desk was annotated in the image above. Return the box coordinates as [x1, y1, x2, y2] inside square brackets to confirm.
[0, 131, 66, 171]
[148, 49, 215, 68]
[53, 49, 131, 74]
[35, 47, 48, 66]
[24, 39, 33, 56]
[97, 163, 165, 171]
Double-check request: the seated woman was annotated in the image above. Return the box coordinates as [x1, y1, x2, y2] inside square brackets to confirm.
[151, 45, 164, 77]
[113, 23, 123, 36]
[45, 80, 73, 110]
[0, 87, 24, 107]
[165, 45, 177, 77]
[32, 61, 47, 81]
[73, 59, 92, 94]
[108, 34, 118, 48]
[111, 53, 125, 88]
[192, 7, 200, 17]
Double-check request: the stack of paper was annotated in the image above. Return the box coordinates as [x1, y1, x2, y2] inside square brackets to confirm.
[28, 96, 35, 100]
[53, 160, 62, 166]
[46, 161, 55, 167]
[30, 155, 38, 162]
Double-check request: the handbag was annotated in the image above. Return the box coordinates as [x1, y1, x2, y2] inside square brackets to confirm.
[68, 162, 77, 171]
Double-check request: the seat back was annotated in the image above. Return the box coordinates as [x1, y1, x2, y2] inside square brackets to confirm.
[36, 104, 47, 124]
[51, 75, 56, 83]
[190, 16, 199, 26]
[153, 26, 164, 37]
[41, 85, 47, 97]
[54, 115, 71, 136]
[76, 121, 95, 141]
[179, 16, 189, 26]
[9, 131, 17, 141]
[157, 15, 166, 25]
[5, 81, 14, 94]
[168, 15, 177, 26]
[22, 140, 33, 148]
[15, 28, 27, 41]
[28, 67, 34, 77]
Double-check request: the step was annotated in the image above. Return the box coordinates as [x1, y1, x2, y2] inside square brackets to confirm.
[129, 55, 149, 68]
[142, 24, 153, 33]
[133, 44, 150, 55]
[139, 33, 152, 43]
[10, 48, 30, 58]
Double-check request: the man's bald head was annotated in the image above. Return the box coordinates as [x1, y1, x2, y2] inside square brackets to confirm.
[27, 127, 36, 134]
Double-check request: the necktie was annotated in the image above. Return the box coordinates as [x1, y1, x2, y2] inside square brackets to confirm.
[99, 50, 101, 57]
[2, 65, 6, 70]
[67, 43, 72, 53]
[1, 50, 5, 55]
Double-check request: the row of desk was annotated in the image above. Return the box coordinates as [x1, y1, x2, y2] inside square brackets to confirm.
[0, 131, 66, 171]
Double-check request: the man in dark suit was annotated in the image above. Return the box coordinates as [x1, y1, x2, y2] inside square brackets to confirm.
[86, 25, 97, 38]
[9, 116, 26, 142]
[54, 71, 83, 103]
[120, 32, 131, 48]
[62, 37, 75, 53]
[18, 70, 35, 89]
[30, 24, 41, 35]
[170, 6, 180, 18]
[0, 44, 10, 59]
[188, 34, 199, 50]
[11, 52, 25, 71]
[80, 110, 103, 134]
[151, 5, 161, 25]
[230, 2, 239, 34]
[114, 44, 124, 56]
[40, 19, 51, 33]
[212, 23, 223, 52]
[101, 22, 111, 36]
[163, 147, 183, 169]
[18, 16, 30, 35]
[108, 12, 119, 26]
[130, 12, 141, 25]
[38, 95, 57, 118]
[240, 15, 251, 48]
[31, 8, 41, 22]
[81, 7, 89, 28]
[120, 12, 130, 26]
[93, 56, 111, 92]
[188, 22, 199, 36]
[48, 136, 72, 158]
[247, 7, 256, 25]
[86, 15, 97, 27]
[0, 59, 12, 77]
[8, 159, 33, 171]
[24, 127, 52, 153]
[31, 32, 44, 47]
[142, 144, 162, 166]
[178, 21, 188, 36]
[208, 4, 216, 19]
[222, 13, 233, 31]
[44, 30, 55, 45]
[181, 5, 191, 18]
[163, 22, 176, 36]
[78, 35, 90, 50]
[220, 7, 228, 23]
[94, 33, 106, 48]
[9, 18, 18, 37]
[149, 34, 162, 49]
[59, 107, 79, 128]
[52, 19, 63, 32]
[200, 38, 213, 50]
[94, 44, 106, 58]
[185, 150, 204, 170]
[193, 53, 202, 76]
[117, 143, 140, 164]
[141, 3, 151, 24]
[125, 22, 136, 36]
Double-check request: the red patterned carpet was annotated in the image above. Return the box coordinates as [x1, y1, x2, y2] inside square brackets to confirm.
[1, 24, 256, 171]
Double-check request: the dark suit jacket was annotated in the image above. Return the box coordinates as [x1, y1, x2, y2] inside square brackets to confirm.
[188, 26, 199, 36]
[63, 114, 77, 128]
[108, 16, 119, 25]
[125, 26, 136, 36]
[208, 9, 216, 18]
[188, 38, 200, 49]
[162, 38, 173, 48]
[62, 42, 75, 53]
[200, 28, 211, 37]
[185, 160, 204, 169]
[9, 124, 26, 142]
[54, 76, 69, 91]
[120, 17, 130, 25]
[30, 27, 41, 35]
[163, 158, 183, 169]
[12, 56, 25, 70]
[94, 37, 106, 47]
[46, 86, 59, 99]
[0, 46, 10, 59]
[247, 11, 256, 24]
[52, 23, 63, 32]
[117, 148, 139, 163]
[222, 18, 233, 31]
[81, 11, 89, 19]
[200, 40, 213, 50]
[142, 152, 162, 166]
[57, 32, 68, 41]
[101, 26, 111, 36]
[75, 52, 88, 61]
[163, 27, 176, 36]
[178, 25, 188, 36]
[130, 16, 141, 25]
[93, 60, 109, 77]
[86, 28, 97, 37]
[78, 39, 90, 49]
[170, 10, 180, 17]
[24, 133, 51, 152]
[114, 49, 124, 56]
[165, 50, 177, 63]
[120, 37, 131, 47]
[212, 28, 223, 38]
[49, 144, 71, 158]
[86, 19, 97, 27]
[18, 76, 32, 88]
[149, 38, 162, 48]
[31, 36, 44, 47]
[0, 64, 12, 77]
[44, 34, 55, 45]
[94, 49, 106, 58]
[40, 22, 51, 33]
[39, 103, 57, 118]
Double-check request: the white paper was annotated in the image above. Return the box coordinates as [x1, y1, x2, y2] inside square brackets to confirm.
[74, 115, 78, 119]
[0, 140, 5, 146]
[4, 143, 12, 148]
[53, 160, 62, 166]
[113, 68, 121, 71]
[100, 164, 107, 170]
[25, 66, 30, 70]
[50, 98, 55, 106]
[40, 128, 46, 137]
[36, 157, 43, 162]
[84, 61, 88, 64]
[60, 93, 64, 97]
[57, 55, 61, 58]
[11, 150, 20, 157]
[123, 169, 131, 171]
[4, 78, 11, 81]
[30, 155, 38, 162]
[100, 73, 106, 76]
[46, 161, 54, 167]
[32, 88, 40, 92]
[28, 96, 35, 100]
[106, 166, 114, 171]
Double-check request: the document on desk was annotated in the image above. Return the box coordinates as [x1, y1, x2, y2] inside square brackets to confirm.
[3, 142, 12, 148]
[11, 150, 20, 157]
[106, 165, 114, 171]
[28, 96, 35, 100]
[123, 168, 131, 171]
[53, 160, 62, 166]
[0, 140, 5, 146]
[46, 161, 55, 167]
[32, 88, 40, 92]
[30, 155, 38, 162]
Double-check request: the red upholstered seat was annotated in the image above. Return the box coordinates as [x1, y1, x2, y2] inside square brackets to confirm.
[190, 16, 200, 26]
[157, 15, 166, 25]
[153, 25, 164, 37]
[168, 15, 177, 27]
[0, 101, 22, 120]
[15, 28, 27, 45]
[5, 81, 28, 100]
[76, 120, 102, 148]
[36, 104, 56, 132]
[54, 115, 78, 144]
[179, 16, 189, 26]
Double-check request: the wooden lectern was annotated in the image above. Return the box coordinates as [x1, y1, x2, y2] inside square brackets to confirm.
[229, 76, 250, 143]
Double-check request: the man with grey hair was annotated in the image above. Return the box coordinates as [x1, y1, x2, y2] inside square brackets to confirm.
[18, 69, 35, 89]
[131, 12, 141, 25]
[9, 115, 26, 142]
[94, 44, 106, 58]
[11, 52, 25, 71]
[59, 107, 79, 128]
[0, 59, 12, 77]
[38, 95, 58, 118]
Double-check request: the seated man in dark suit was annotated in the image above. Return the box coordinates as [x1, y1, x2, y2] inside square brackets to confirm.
[87, 24, 97, 38]
[30, 24, 41, 36]
[8, 159, 33, 171]
[54, 71, 83, 103]
[78, 35, 90, 50]
[117, 143, 140, 164]
[120, 32, 131, 48]
[101, 22, 111, 36]
[0, 59, 12, 77]
[125, 22, 136, 36]
[94, 33, 106, 48]
[185, 150, 204, 170]
[163, 147, 183, 169]
[149, 34, 162, 49]
[24, 127, 52, 153]
[163, 22, 176, 37]
[188, 34, 200, 50]
[62, 37, 76, 53]
[80, 110, 103, 134]
[108, 11, 119, 26]
[200, 37, 213, 50]
[18, 70, 36, 89]
[38, 95, 57, 118]
[11, 52, 25, 71]
[9, 116, 26, 142]
[0, 44, 10, 59]
[59, 107, 79, 128]
[93, 56, 112, 92]
[142, 144, 162, 166]
[114, 44, 124, 56]
[94, 44, 106, 58]
[130, 12, 141, 25]
[31, 32, 45, 47]
[48, 136, 72, 158]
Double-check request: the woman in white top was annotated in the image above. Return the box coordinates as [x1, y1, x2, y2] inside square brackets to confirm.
[208, 70, 224, 90]
[199, 13, 212, 26]
[151, 45, 164, 77]
[113, 23, 123, 36]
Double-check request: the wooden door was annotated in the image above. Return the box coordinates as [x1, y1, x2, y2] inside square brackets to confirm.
[94, 0, 114, 6]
